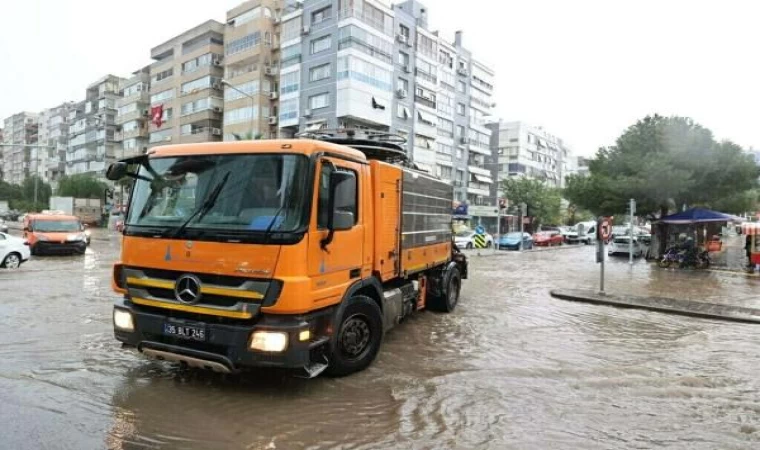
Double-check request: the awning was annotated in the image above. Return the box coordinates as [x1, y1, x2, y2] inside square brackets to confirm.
[473, 174, 493, 183]
[537, 138, 546, 147]
[414, 162, 433, 173]
[305, 121, 326, 132]
[371, 96, 386, 110]
[417, 110, 436, 125]
[659, 208, 737, 224]
[402, 106, 411, 119]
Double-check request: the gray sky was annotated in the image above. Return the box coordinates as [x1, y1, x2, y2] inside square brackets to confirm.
[1, 0, 758, 155]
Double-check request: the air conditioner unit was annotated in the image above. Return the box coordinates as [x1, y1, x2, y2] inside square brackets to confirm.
[269, 91, 278, 100]
[213, 106, 222, 113]
[457, 68, 469, 76]
[402, 65, 411, 73]
[303, 109, 312, 118]
[396, 89, 407, 99]
[211, 128, 222, 136]
[459, 137, 467, 144]
[268, 116, 278, 125]
[273, 16, 281, 24]
[213, 60, 223, 67]
[396, 34, 407, 44]
[264, 66, 276, 76]
[212, 83, 222, 90]
[301, 26, 310, 35]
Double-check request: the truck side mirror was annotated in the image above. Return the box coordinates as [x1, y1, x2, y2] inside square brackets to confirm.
[321, 170, 356, 249]
[106, 162, 128, 181]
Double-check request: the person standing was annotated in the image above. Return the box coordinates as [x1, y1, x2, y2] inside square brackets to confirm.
[746, 234, 753, 271]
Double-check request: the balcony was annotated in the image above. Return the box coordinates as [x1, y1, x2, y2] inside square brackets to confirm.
[180, 108, 223, 125]
[414, 95, 436, 110]
[116, 110, 148, 125]
[338, 8, 392, 36]
[468, 165, 492, 177]
[468, 143, 491, 156]
[180, 127, 221, 144]
[117, 91, 150, 108]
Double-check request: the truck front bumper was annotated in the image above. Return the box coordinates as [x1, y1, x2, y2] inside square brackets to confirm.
[113, 299, 331, 372]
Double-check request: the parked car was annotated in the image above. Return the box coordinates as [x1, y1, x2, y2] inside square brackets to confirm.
[454, 230, 494, 249]
[0, 219, 8, 234]
[0, 232, 31, 269]
[533, 230, 563, 246]
[498, 232, 533, 250]
[608, 236, 644, 257]
[558, 226, 574, 242]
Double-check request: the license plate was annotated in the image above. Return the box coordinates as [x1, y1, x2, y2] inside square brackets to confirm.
[163, 322, 206, 341]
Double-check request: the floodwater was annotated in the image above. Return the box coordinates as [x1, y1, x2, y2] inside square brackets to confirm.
[2, 233, 760, 449]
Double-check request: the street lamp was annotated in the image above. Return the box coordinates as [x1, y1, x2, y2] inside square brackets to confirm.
[221, 79, 255, 139]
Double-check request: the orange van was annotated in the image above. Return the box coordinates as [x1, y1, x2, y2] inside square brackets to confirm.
[24, 213, 88, 255]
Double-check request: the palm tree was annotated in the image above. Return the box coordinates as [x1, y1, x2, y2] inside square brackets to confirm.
[232, 131, 264, 141]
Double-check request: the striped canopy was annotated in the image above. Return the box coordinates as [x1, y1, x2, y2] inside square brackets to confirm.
[742, 222, 760, 236]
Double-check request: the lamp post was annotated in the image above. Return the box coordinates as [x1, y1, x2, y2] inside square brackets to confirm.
[221, 79, 255, 139]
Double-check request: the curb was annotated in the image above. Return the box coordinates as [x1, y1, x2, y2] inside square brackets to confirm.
[465, 244, 582, 257]
[550, 288, 760, 324]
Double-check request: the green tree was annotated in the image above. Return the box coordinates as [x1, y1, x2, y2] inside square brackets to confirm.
[21, 175, 53, 211]
[232, 131, 264, 140]
[57, 174, 109, 199]
[564, 115, 759, 218]
[502, 177, 562, 228]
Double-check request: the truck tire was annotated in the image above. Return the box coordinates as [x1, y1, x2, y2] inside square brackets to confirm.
[326, 295, 383, 377]
[428, 266, 462, 313]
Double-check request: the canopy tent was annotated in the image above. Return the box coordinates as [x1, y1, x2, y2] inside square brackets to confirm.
[658, 208, 736, 224]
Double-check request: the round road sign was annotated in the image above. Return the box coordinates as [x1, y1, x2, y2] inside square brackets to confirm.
[475, 225, 485, 235]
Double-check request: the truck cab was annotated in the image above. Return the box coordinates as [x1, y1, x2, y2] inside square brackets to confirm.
[108, 135, 466, 377]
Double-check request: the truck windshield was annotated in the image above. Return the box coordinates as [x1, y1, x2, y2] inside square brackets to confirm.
[126, 154, 310, 234]
[33, 220, 81, 232]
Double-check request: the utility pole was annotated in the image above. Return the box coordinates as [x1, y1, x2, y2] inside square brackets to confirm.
[629, 198, 636, 265]
[519, 202, 527, 252]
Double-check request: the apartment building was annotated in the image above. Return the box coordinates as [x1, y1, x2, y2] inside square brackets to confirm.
[114, 66, 151, 159]
[488, 120, 574, 194]
[66, 75, 124, 177]
[275, 0, 495, 202]
[222, 0, 281, 140]
[148, 20, 226, 148]
[37, 102, 75, 189]
[1, 112, 39, 185]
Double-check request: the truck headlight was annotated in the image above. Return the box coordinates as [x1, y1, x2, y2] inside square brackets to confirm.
[113, 309, 134, 331]
[249, 331, 288, 352]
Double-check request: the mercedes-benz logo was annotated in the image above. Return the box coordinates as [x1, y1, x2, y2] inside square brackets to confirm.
[174, 274, 202, 304]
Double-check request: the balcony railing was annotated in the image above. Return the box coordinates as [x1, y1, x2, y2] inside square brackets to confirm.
[414, 96, 436, 110]
[338, 8, 392, 36]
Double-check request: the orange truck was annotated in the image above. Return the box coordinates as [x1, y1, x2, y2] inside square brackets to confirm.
[107, 132, 467, 377]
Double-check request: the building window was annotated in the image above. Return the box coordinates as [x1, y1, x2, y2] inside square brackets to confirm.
[437, 142, 453, 155]
[416, 33, 437, 59]
[182, 53, 216, 74]
[309, 63, 331, 82]
[149, 128, 172, 143]
[229, 6, 262, 27]
[397, 77, 409, 93]
[226, 32, 262, 56]
[438, 165, 453, 180]
[224, 80, 261, 101]
[311, 35, 332, 54]
[224, 106, 264, 125]
[457, 80, 467, 93]
[150, 89, 174, 104]
[337, 55, 393, 91]
[181, 76, 221, 95]
[279, 98, 299, 121]
[399, 24, 410, 40]
[338, 25, 393, 64]
[438, 118, 454, 138]
[396, 104, 410, 120]
[281, 17, 302, 42]
[398, 51, 410, 68]
[312, 6, 332, 25]
[280, 71, 300, 94]
[457, 103, 466, 116]
[457, 125, 466, 139]
[151, 68, 173, 84]
[309, 93, 330, 110]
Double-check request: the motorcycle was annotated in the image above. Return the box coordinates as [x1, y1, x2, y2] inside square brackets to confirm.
[659, 246, 710, 269]
[658, 246, 681, 268]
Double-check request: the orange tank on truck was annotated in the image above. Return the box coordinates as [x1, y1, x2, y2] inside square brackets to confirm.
[107, 133, 467, 377]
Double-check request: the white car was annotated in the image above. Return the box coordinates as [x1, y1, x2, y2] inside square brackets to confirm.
[455, 230, 494, 249]
[0, 232, 31, 269]
[608, 236, 644, 257]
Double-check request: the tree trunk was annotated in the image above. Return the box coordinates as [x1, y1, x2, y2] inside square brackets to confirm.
[657, 206, 669, 256]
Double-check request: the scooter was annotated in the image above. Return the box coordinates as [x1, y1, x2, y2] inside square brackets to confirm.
[658, 246, 682, 268]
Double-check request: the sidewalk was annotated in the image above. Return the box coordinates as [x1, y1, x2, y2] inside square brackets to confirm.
[551, 288, 760, 324]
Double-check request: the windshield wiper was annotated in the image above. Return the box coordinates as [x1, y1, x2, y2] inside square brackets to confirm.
[167, 171, 231, 238]
[262, 205, 286, 244]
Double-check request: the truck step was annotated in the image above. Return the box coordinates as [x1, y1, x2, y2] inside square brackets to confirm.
[298, 358, 329, 379]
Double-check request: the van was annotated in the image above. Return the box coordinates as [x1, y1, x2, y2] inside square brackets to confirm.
[23, 212, 89, 255]
[565, 221, 597, 245]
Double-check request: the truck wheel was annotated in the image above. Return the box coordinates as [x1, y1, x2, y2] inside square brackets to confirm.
[326, 295, 383, 377]
[428, 267, 462, 313]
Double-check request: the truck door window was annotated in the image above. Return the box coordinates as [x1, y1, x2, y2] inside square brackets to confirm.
[317, 165, 358, 229]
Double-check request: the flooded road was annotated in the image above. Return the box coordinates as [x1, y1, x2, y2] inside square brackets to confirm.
[2, 235, 760, 449]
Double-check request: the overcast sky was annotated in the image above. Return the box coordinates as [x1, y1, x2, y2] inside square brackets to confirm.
[1, 0, 758, 155]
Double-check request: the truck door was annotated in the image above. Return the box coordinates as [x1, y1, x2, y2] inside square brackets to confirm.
[307, 157, 365, 307]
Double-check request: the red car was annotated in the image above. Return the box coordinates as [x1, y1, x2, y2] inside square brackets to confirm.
[533, 230, 564, 246]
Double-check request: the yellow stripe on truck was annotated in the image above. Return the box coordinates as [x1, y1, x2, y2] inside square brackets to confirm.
[127, 277, 264, 300]
[130, 297, 253, 319]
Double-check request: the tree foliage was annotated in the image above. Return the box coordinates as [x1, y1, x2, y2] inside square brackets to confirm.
[501, 177, 562, 227]
[56, 174, 109, 199]
[0, 176, 52, 212]
[564, 115, 760, 217]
